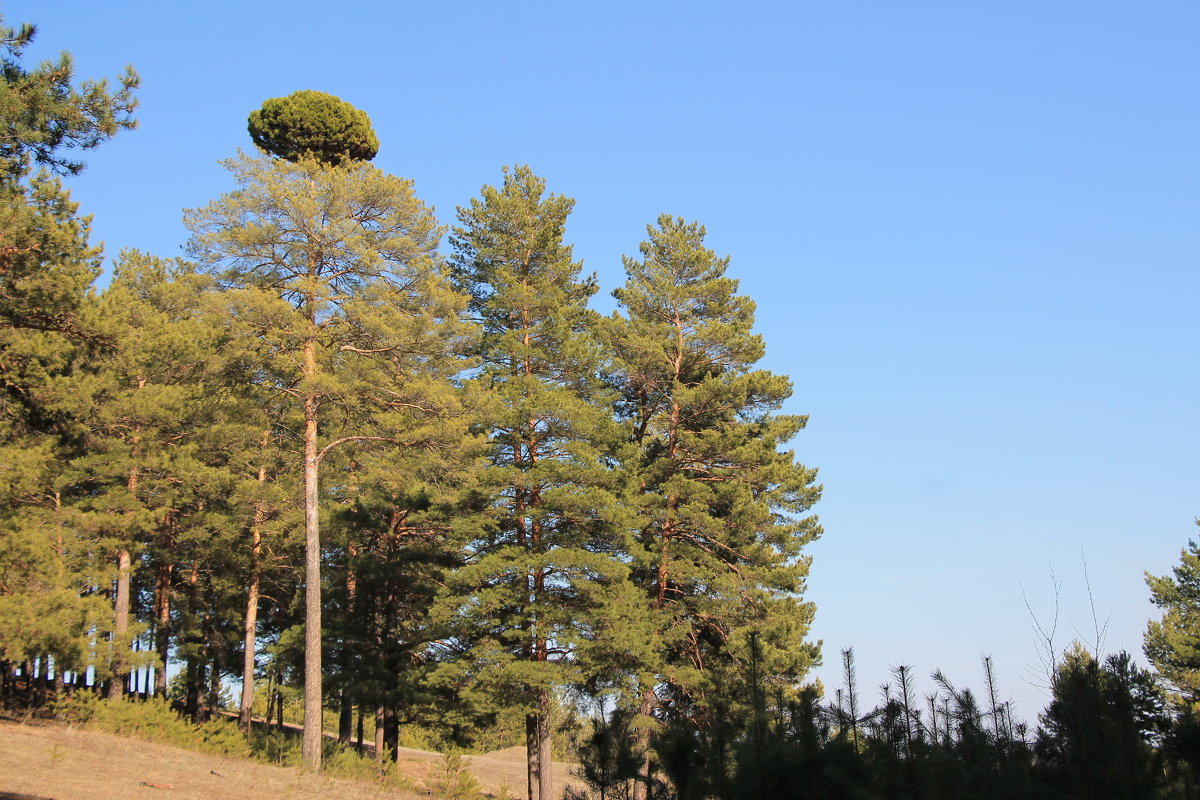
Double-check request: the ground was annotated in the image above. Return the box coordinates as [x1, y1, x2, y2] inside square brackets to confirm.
[0, 719, 578, 800]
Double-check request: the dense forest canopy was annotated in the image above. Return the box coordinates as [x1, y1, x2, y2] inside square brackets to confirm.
[1, 7, 1198, 800]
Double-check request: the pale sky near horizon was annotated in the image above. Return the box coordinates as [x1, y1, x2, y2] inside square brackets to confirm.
[14, 0, 1200, 721]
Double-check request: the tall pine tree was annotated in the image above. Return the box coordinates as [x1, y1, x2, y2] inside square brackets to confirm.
[439, 166, 637, 800]
[610, 215, 822, 795]
[186, 150, 471, 770]
[0, 10, 138, 692]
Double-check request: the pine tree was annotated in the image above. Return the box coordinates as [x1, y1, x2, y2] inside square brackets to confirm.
[1145, 530, 1200, 707]
[67, 252, 234, 699]
[0, 10, 138, 691]
[185, 151, 471, 770]
[0, 11, 137, 334]
[324, 407, 482, 756]
[1035, 646, 1166, 800]
[609, 215, 822, 794]
[439, 165, 636, 800]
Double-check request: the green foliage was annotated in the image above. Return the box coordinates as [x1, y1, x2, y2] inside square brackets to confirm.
[569, 709, 643, 800]
[437, 166, 636, 780]
[1035, 646, 1167, 800]
[0, 7, 138, 685]
[435, 752, 483, 800]
[1145, 532, 1200, 706]
[54, 694, 248, 756]
[186, 148, 471, 769]
[247, 90, 379, 165]
[567, 648, 1172, 800]
[52, 693, 419, 784]
[0, 14, 138, 178]
[603, 215, 822, 788]
[0, 170, 103, 335]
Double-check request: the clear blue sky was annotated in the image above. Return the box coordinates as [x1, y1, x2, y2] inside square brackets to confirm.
[17, 0, 1199, 720]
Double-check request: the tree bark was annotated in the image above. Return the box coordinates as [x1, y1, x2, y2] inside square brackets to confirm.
[383, 706, 399, 763]
[239, 473, 265, 730]
[185, 562, 202, 721]
[537, 690, 552, 800]
[109, 547, 132, 701]
[153, 536, 172, 698]
[339, 539, 357, 745]
[526, 712, 539, 800]
[185, 657, 200, 721]
[207, 646, 222, 718]
[374, 705, 385, 764]
[631, 687, 655, 800]
[111, 390, 144, 703]
[339, 689, 353, 744]
[301, 332, 323, 772]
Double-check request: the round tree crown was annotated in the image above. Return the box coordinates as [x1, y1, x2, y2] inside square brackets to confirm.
[247, 90, 379, 166]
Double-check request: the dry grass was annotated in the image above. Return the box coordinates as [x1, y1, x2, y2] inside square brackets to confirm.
[0, 719, 580, 800]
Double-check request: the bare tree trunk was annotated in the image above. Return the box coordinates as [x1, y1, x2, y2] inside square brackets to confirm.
[185, 657, 201, 721]
[339, 539, 357, 745]
[301, 333, 323, 772]
[109, 547, 132, 701]
[207, 646, 222, 718]
[383, 707, 399, 763]
[111, 400, 144, 703]
[185, 562, 202, 721]
[239, 482, 265, 730]
[339, 690, 353, 744]
[374, 706, 385, 764]
[153, 556, 172, 698]
[538, 690, 552, 800]
[632, 687, 655, 800]
[526, 712, 540, 800]
[239, 567, 259, 728]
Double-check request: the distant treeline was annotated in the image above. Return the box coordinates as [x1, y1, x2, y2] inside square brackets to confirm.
[569, 643, 1199, 800]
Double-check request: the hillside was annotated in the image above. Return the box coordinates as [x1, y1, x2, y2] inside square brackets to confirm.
[0, 719, 577, 800]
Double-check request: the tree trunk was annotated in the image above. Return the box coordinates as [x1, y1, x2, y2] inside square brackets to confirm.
[339, 689, 353, 744]
[111, 408, 143, 703]
[538, 690, 553, 800]
[526, 712, 540, 800]
[239, 566, 259, 729]
[240, 440, 269, 729]
[339, 539, 357, 745]
[632, 688, 655, 800]
[239, 492, 264, 730]
[153, 554, 172, 697]
[109, 548, 132, 701]
[374, 705, 385, 764]
[301, 333, 323, 772]
[383, 706, 399, 763]
[207, 644, 222, 718]
[185, 657, 200, 721]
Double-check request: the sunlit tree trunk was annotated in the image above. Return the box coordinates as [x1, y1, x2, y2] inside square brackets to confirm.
[109, 547, 132, 701]
[301, 328, 323, 770]
[239, 455, 267, 730]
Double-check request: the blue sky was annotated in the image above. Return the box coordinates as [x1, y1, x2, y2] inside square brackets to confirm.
[17, 1, 1200, 718]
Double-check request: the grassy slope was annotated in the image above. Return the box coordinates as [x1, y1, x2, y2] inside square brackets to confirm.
[0, 719, 578, 800]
